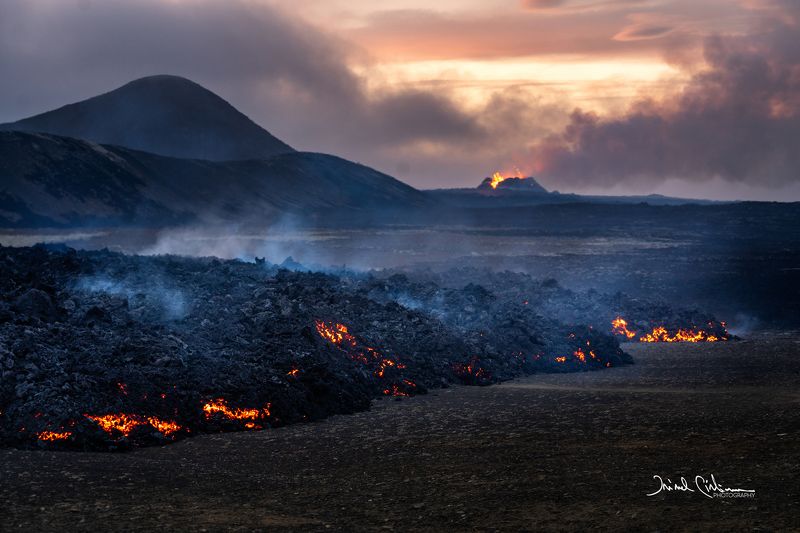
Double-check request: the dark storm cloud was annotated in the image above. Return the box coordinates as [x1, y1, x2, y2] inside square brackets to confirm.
[530, 3, 800, 188]
[0, 0, 561, 190]
[0, 0, 482, 148]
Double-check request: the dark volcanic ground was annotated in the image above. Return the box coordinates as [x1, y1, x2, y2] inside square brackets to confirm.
[1, 332, 797, 531]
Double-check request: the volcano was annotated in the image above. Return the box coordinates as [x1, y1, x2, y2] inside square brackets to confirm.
[0, 75, 294, 161]
[478, 173, 549, 193]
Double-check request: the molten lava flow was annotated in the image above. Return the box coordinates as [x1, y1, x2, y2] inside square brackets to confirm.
[84, 413, 183, 438]
[612, 317, 637, 339]
[202, 398, 271, 430]
[375, 358, 397, 378]
[638, 326, 726, 343]
[85, 413, 145, 437]
[554, 356, 567, 363]
[315, 320, 357, 348]
[612, 317, 728, 342]
[36, 430, 72, 442]
[287, 368, 301, 377]
[147, 417, 182, 437]
[316, 319, 415, 394]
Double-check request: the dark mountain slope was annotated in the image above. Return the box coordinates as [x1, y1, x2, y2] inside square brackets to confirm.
[0, 131, 429, 227]
[0, 75, 294, 161]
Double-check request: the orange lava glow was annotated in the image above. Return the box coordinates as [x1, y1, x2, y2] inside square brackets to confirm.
[638, 326, 725, 343]
[84, 413, 183, 438]
[489, 171, 505, 189]
[315, 320, 358, 348]
[36, 430, 72, 442]
[202, 398, 271, 429]
[488, 169, 524, 189]
[383, 384, 410, 397]
[316, 319, 415, 394]
[612, 317, 728, 343]
[453, 357, 491, 379]
[287, 368, 301, 377]
[554, 356, 567, 363]
[611, 317, 636, 339]
[147, 417, 182, 437]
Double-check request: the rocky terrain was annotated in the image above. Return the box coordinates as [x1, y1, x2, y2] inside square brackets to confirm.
[0, 131, 428, 227]
[0, 244, 733, 452]
[1, 332, 796, 531]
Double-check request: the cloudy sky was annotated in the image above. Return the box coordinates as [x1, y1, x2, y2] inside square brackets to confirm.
[1, 0, 798, 199]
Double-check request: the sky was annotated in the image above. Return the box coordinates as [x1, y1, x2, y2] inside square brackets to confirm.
[1, 0, 799, 200]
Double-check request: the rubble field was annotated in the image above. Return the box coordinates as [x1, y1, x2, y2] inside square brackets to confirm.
[0, 245, 731, 450]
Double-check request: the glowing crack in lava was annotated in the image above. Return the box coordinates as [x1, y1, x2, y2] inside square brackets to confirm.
[453, 357, 491, 381]
[202, 398, 271, 430]
[554, 346, 597, 365]
[36, 430, 72, 442]
[611, 317, 636, 339]
[315, 320, 358, 348]
[316, 320, 413, 392]
[84, 413, 183, 438]
[384, 379, 417, 397]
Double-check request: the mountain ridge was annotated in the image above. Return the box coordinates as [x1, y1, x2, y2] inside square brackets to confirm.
[0, 131, 429, 227]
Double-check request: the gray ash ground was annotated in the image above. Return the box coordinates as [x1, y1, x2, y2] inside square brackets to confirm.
[0, 245, 733, 451]
[0, 332, 797, 531]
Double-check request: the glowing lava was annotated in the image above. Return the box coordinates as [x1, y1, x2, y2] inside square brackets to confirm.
[315, 320, 357, 348]
[36, 430, 72, 442]
[202, 398, 271, 429]
[316, 319, 414, 393]
[383, 379, 417, 397]
[638, 326, 725, 343]
[612, 317, 636, 339]
[453, 357, 491, 381]
[489, 172, 505, 189]
[84, 413, 183, 438]
[612, 317, 728, 343]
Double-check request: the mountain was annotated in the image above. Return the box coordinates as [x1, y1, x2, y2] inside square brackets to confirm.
[0, 75, 294, 161]
[0, 131, 429, 227]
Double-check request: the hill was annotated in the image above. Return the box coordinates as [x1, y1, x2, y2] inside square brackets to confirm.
[0, 75, 294, 161]
[0, 131, 428, 227]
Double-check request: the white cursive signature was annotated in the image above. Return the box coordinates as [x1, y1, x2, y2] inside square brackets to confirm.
[646, 474, 755, 498]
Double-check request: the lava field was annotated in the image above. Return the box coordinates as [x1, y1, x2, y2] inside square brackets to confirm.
[0, 245, 729, 451]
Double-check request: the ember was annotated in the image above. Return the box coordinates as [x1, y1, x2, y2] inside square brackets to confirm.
[453, 357, 492, 383]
